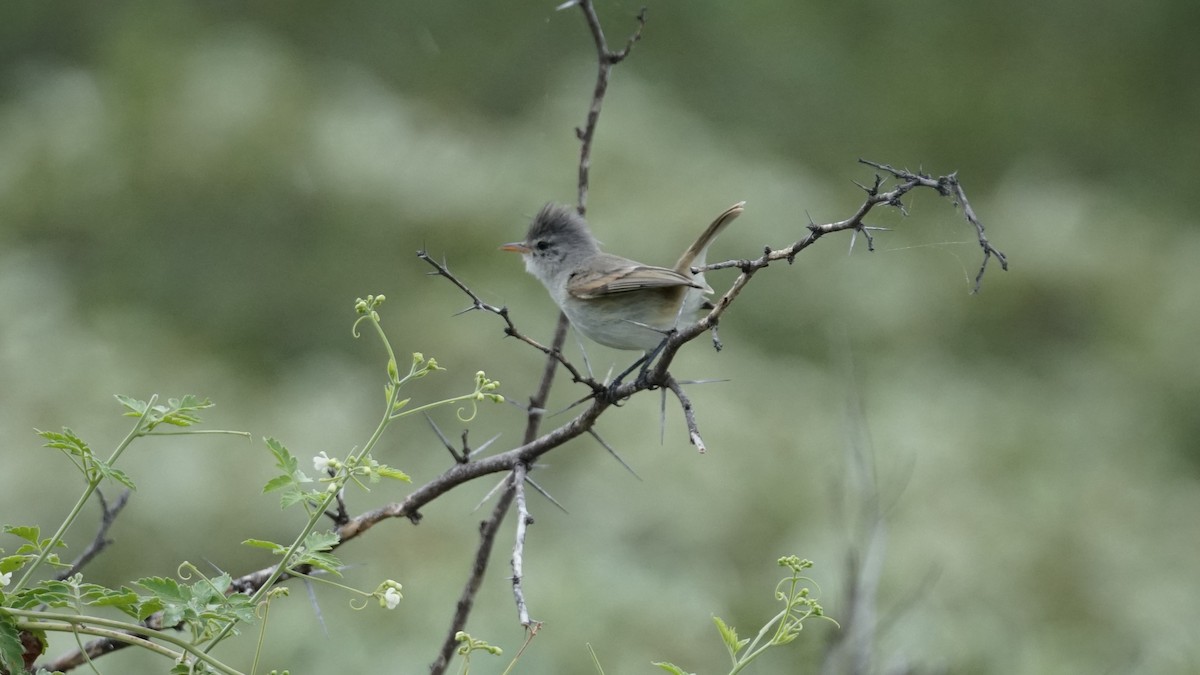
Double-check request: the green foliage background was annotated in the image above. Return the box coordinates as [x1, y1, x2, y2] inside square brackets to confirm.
[2, 1, 1197, 672]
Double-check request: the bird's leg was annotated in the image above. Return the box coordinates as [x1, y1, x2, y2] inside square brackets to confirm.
[602, 351, 648, 403]
[604, 333, 671, 401]
[634, 334, 670, 387]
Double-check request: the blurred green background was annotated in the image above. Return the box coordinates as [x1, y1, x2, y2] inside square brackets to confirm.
[3, 0, 1198, 673]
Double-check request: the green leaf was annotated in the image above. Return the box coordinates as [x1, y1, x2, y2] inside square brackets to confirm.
[88, 587, 143, 618]
[265, 437, 293, 467]
[136, 596, 165, 621]
[67, 582, 140, 614]
[135, 576, 187, 603]
[297, 551, 343, 576]
[190, 573, 231, 605]
[651, 663, 693, 675]
[23, 582, 73, 608]
[775, 628, 800, 645]
[92, 460, 137, 490]
[219, 591, 258, 624]
[0, 610, 26, 674]
[713, 615, 747, 656]
[304, 530, 339, 552]
[3, 525, 39, 545]
[36, 427, 90, 457]
[86, 586, 140, 606]
[158, 395, 214, 427]
[278, 487, 320, 509]
[287, 531, 342, 574]
[0, 554, 30, 574]
[262, 475, 294, 493]
[264, 437, 302, 481]
[243, 539, 286, 554]
[115, 394, 148, 417]
[375, 465, 411, 482]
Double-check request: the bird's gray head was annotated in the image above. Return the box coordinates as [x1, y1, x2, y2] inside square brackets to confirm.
[517, 203, 601, 284]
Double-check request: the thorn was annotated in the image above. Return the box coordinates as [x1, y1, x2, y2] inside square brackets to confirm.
[425, 414, 463, 463]
[556, 0, 582, 9]
[304, 577, 330, 636]
[659, 387, 667, 444]
[573, 328, 594, 379]
[525, 477, 569, 513]
[473, 475, 510, 512]
[547, 393, 594, 417]
[588, 429, 642, 480]
[469, 432, 503, 459]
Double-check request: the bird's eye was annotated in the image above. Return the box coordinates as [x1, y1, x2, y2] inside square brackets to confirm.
[535, 240, 550, 251]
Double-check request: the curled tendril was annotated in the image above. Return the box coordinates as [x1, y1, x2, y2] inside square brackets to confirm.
[349, 597, 370, 611]
[351, 315, 370, 338]
[456, 400, 479, 423]
[177, 562, 199, 580]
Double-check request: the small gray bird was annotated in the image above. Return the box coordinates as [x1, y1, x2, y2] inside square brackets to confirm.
[501, 202, 745, 353]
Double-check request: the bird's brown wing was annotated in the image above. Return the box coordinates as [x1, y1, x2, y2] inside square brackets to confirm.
[567, 263, 704, 299]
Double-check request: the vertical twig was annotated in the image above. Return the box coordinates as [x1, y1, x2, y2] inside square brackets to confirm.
[511, 463, 534, 626]
[573, 0, 646, 214]
[664, 375, 706, 453]
[428, 5, 645, 672]
[428, 472, 520, 674]
[55, 489, 131, 580]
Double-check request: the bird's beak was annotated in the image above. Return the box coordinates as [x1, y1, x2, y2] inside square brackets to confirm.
[499, 242, 530, 254]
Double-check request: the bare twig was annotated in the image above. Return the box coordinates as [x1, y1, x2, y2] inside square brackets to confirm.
[56, 489, 131, 580]
[323, 486, 350, 527]
[857, 160, 1007, 293]
[571, 1, 647, 213]
[418, 251, 596, 389]
[428, 470, 521, 674]
[430, 6, 646, 667]
[510, 463, 534, 626]
[664, 375, 706, 453]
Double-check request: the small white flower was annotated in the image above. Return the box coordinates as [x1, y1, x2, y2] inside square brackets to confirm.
[0, 571, 11, 587]
[382, 586, 402, 610]
[313, 451, 336, 473]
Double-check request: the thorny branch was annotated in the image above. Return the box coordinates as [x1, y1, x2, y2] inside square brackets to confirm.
[39, 2, 1005, 672]
[430, 3, 645, 670]
[567, 0, 647, 213]
[663, 375, 705, 453]
[418, 251, 598, 391]
[426, 469, 521, 674]
[700, 160, 1008, 293]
